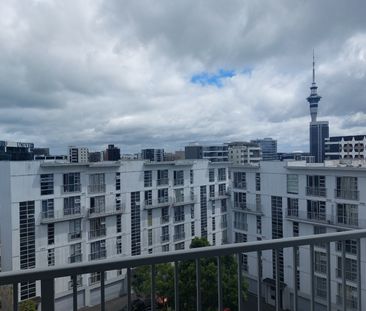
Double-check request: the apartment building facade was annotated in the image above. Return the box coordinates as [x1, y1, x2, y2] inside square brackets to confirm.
[0, 159, 229, 310]
[230, 160, 366, 311]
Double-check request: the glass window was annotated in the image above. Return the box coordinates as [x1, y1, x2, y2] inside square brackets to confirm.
[287, 174, 298, 194]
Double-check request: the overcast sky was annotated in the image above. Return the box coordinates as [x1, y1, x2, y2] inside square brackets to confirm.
[0, 0, 365, 154]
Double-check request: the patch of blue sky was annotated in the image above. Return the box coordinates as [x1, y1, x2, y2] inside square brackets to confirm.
[191, 69, 236, 87]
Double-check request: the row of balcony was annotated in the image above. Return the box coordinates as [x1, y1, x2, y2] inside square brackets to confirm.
[40, 204, 126, 224]
[286, 209, 365, 228]
[232, 202, 263, 215]
[143, 195, 197, 209]
[61, 184, 107, 194]
[306, 187, 359, 201]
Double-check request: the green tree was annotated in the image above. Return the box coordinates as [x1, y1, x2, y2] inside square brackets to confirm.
[19, 299, 36, 311]
[132, 237, 247, 310]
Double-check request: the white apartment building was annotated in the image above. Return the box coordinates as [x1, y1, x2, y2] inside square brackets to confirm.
[0, 159, 229, 310]
[68, 147, 89, 163]
[228, 141, 262, 165]
[230, 160, 366, 311]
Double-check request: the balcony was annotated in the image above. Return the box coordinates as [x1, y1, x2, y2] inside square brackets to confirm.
[306, 186, 327, 197]
[208, 192, 229, 201]
[88, 249, 106, 261]
[87, 204, 125, 218]
[174, 214, 185, 223]
[3, 230, 365, 311]
[61, 184, 81, 194]
[40, 208, 83, 224]
[89, 228, 106, 239]
[160, 234, 170, 243]
[157, 178, 169, 186]
[160, 215, 170, 224]
[171, 195, 197, 206]
[233, 203, 263, 215]
[144, 197, 172, 209]
[173, 178, 184, 186]
[335, 188, 359, 201]
[233, 181, 246, 190]
[88, 184, 106, 194]
[173, 232, 185, 241]
[68, 254, 82, 264]
[68, 231, 82, 241]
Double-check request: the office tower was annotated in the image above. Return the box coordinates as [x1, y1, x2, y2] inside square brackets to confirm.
[325, 135, 366, 160]
[251, 138, 277, 161]
[68, 146, 89, 163]
[307, 54, 329, 162]
[227, 141, 262, 165]
[0, 140, 34, 161]
[104, 144, 121, 161]
[141, 149, 165, 162]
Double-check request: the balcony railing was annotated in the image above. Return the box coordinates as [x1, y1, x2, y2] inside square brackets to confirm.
[87, 204, 125, 218]
[89, 228, 106, 239]
[88, 184, 106, 194]
[40, 208, 83, 224]
[68, 254, 82, 264]
[171, 195, 197, 206]
[61, 184, 81, 194]
[160, 215, 170, 224]
[335, 188, 359, 201]
[173, 178, 184, 186]
[233, 203, 262, 215]
[306, 186, 327, 197]
[160, 234, 170, 243]
[1, 229, 366, 311]
[68, 231, 82, 241]
[157, 178, 169, 186]
[173, 232, 185, 241]
[88, 250, 107, 261]
[144, 197, 173, 209]
[208, 192, 229, 201]
[233, 181, 246, 190]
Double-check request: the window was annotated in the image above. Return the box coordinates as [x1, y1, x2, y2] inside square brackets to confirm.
[191, 221, 195, 237]
[116, 236, 122, 254]
[174, 224, 185, 241]
[337, 203, 358, 226]
[48, 248, 55, 266]
[233, 172, 246, 189]
[234, 192, 246, 209]
[314, 226, 326, 248]
[89, 272, 102, 285]
[175, 242, 185, 250]
[48, 224, 55, 245]
[337, 284, 358, 309]
[115, 172, 121, 191]
[337, 257, 358, 282]
[255, 173, 261, 191]
[174, 188, 184, 203]
[256, 216, 262, 235]
[158, 188, 169, 203]
[69, 219, 82, 240]
[157, 170, 169, 186]
[336, 176, 358, 199]
[293, 222, 299, 237]
[174, 206, 185, 222]
[287, 198, 299, 217]
[63, 172, 81, 193]
[144, 190, 152, 206]
[218, 184, 226, 196]
[190, 187, 194, 201]
[90, 240, 106, 260]
[89, 173, 105, 193]
[234, 212, 247, 230]
[212, 233, 216, 245]
[40, 174, 54, 195]
[314, 251, 327, 274]
[144, 170, 152, 187]
[235, 232, 247, 243]
[116, 193, 122, 211]
[89, 217, 106, 239]
[148, 229, 153, 246]
[69, 243, 82, 263]
[42, 199, 54, 219]
[307, 200, 326, 221]
[190, 169, 194, 184]
[336, 240, 357, 255]
[221, 199, 227, 212]
[218, 168, 226, 181]
[306, 175, 326, 196]
[68, 275, 82, 290]
[161, 226, 169, 242]
[209, 185, 215, 198]
[161, 206, 169, 224]
[209, 169, 215, 182]
[287, 174, 298, 194]
[64, 196, 81, 216]
[315, 276, 327, 299]
[173, 170, 184, 186]
[212, 201, 216, 214]
[90, 196, 105, 214]
[212, 217, 216, 231]
[116, 215, 122, 233]
[147, 210, 152, 226]
[221, 214, 227, 228]
[162, 244, 169, 252]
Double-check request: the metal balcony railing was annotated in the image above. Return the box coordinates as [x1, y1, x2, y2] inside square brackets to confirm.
[68, 231, 82, 241]
[68, 254, 82, 264]
[1, 230, 366, 311]
[87, 204, 125, 218]
[335, 188, 359, 201]
[88, 250, 107, 261]
[306, 186, 327, 197]
[173, 232, 185, 241]
[88, 184, 106, 194]
[157, 178, 169, 186]
[208, 192, 229, 201]
[144, 197, 173, 209]
[173, 178, 184, 186]
[233, 203, 262, 215]
[160, 234, 170, 243]
[61, 184, 81, 194]
[40, 208, 83, 224]
[89, 228, 106, 239]
[233, 181, 246, 190]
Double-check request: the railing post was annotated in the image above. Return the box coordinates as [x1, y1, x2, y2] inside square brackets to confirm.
[292, 247, 298, 311]
[257, 251, 262, 311]
[237, 253, 243, 311]
[357, 239, 361, 311]
[174, 261, 180, 311]
[151, 264, 156, 311]
[275, 249, 280, 311]
[196, 258, 201, 311]
[310, 244, 315, 311]
[41, 278, 55, 311]
[101, 271, 105, 311]
[342, 241, 346, 311]
[71, 274, 78, 311]
[326, 243, 331, 311]
[13, 283, 18, 311]
[217, 256, 223, 311]
[127, 268, 132, 311]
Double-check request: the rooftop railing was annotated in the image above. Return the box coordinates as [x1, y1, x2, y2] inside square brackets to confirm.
[1, 229, 366, 311]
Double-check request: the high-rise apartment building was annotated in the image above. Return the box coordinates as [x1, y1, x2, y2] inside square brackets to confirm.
[68, 146, 89, 163]
[0, 159, 229, 309]
[307, 54, 329, 163]
[227, 141, 262, 165]
[251, 138, 277, 161]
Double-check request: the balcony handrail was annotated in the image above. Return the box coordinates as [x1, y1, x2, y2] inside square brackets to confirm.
[2, 229, 366, 285]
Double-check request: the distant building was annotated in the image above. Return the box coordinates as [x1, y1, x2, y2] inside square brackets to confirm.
[121, 153, 140, 160]
[141, 148, 164, 162]
[164, 151, 185, 161]
[68, 146, 89, 163]
[0, 140, 34, 161]
[33, 147, 50, 157]
[325, 135, 366, 160]
[277, 152, 315, 163]
[250, 138, 277, 161]
[306, 54, 329, 162]
[88, 151, 103, 162]
[185, 144, 228, 162]
[228, 142, 262, 165]
[104, 144, 121, 161]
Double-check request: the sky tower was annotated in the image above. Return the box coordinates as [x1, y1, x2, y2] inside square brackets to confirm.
[307, 52, 329, 162]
